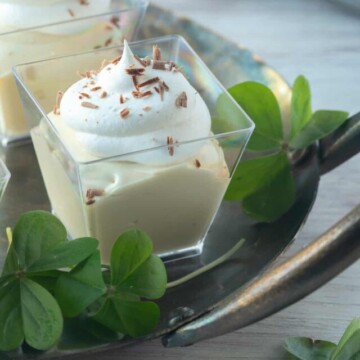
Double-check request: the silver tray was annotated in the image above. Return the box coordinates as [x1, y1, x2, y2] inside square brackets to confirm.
[1, 4, 359, 359]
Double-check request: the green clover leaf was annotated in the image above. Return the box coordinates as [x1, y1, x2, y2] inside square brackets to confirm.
[331, 318, 360, 360]
[290, 75, 312, 139]
[92, 229, 167, 338]
[285, 318, 360, 360]
[55, 251, 107, 318]
[284, 337, 337, 360]
[290, 110, 349, 150]
[0, 211, 100, 352]
[220, 75, 349, 222]
[226, 81, 284, 151]
[225, 151, 295, 222]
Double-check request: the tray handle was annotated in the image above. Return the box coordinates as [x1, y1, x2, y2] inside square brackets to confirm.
[320, 111, 360, 174]
[163, 203, 360, 347]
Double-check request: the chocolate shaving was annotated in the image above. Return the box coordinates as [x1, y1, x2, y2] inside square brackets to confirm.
[152, 60, 166, 70]
[138, 77, 159, 88]
[142, 57, 152, 67]
[104, 37, 113, 47]
[79, 0, 89, 5]
[175, 92, 187, 108]
[79, 70, 96, 79]
[86, 199, 95, 206]
[54, 91, 63, 115]
[167, 136, 174, 156]
[86, 188, 104, 199]
[132, 76, 138, 89]
[110, 16, 120, 28]
[132, 90, 153, 98]
[125, 68, 145, 76]
[111, 56, 121, 65]
[143, 106, 152, 112]
[120, 94, 125, 104]
[120, 108, 130, 119]
[195, 159, 201, 168]
[68, 8, 75, 17]
[153, 45, 162, 61]
[154, 86, 160, 94]
[100, 91, 107, 98]
[161, 80, 169, 91]
[159, 83, 165, 101]
[90, 86, 102, 92]
[81, 101, 98, 109]
[79, 92, 90, 98]
[134, 55, 147, 67]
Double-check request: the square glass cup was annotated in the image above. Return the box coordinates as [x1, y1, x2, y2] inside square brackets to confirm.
[0, 0, 148, 146]
[13, 35, 255, 264]
[0, 158, 10, 202]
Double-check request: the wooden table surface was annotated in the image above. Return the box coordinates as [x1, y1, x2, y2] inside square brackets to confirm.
[102, 0, 360, 358]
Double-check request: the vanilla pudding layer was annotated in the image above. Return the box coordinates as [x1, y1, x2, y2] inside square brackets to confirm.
[32, 120, 229, 264]
[31, 41, 230, 263]
[0, 0, 121, 139]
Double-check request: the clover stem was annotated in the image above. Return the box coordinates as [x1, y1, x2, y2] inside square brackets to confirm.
[6, 227, 12, 248]
[166, 239, 246, 289]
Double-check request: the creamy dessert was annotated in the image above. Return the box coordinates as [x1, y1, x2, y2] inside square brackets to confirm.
[31, 41, 230, 263]
[0, 0, 126, 142]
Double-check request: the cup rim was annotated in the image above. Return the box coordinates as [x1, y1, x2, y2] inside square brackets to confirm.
[0, 0, 149, 36]
[13, 34, 255, 166]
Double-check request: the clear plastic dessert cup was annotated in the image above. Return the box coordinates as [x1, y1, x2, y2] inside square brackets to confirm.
[0, 0, 148, 146]
[13, 35, 255, 263]
[0, 159, 10, 202]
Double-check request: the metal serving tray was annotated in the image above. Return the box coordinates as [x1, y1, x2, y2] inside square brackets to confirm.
[0, 4, 359, 359]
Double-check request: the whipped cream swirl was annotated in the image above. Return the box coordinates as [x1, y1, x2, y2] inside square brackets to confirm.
[58, 41, 211, 165]
[0, 0, 111, 35]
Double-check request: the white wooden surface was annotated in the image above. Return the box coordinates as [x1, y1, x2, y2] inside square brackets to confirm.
[96, 0, 360, 358]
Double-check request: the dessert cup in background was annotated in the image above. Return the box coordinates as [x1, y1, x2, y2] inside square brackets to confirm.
[0, 158, 10, 202]
[14, 35, 254, 264]
[0, 0, 148, 146]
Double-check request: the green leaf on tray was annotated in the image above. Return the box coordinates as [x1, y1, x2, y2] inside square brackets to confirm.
[110, 229, 153, 285]
[0, 277, 63, 352]
[11, 211, 67, 271]
[59, 316, 122, 351]
[0, 277, 23, 351]
[290, 75, 312, 139]
[331, 318, 360, 360]
[1, 243, 19, 276]
[117, 255, 167, 299]
[28, 237, 99, 273]
[93, 297, 160, 338]
[0, 212, 168, 352]
[285, 318, 360, 360]
[284, 337, 337, 360]
[92, 229, 167, 338]
[223, 74, 350, 223]
[226, 81, 284, 151]
[290, 110, 349, 149]
[225, 151, 295, 222]
[20, 278, 63, 351]
[55, 251, 107, 318]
